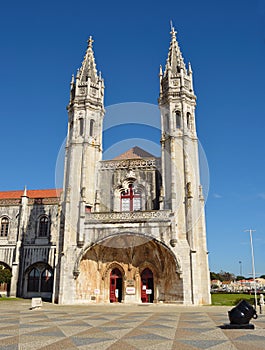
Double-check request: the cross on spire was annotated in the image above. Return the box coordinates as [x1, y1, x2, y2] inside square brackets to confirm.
[88, 36, 94, 48]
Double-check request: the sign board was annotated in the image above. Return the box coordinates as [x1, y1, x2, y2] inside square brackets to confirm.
[31, 297, 42, 309]
[127, 279, 135, 287]
[94, 289, 100, 295]
[115, 289, 119, 298]
[126, 287, 136, 295]
[146, 289, 152, 295]
[142, 285, 146, 290]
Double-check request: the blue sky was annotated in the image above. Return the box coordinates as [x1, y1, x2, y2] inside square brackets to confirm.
[1, 0, 265, 277]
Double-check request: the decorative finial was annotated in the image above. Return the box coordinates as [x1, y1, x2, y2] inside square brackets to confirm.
[170, 20, 176, 36]
[188, 62, 193, 74]
[88, 36, 94, 49]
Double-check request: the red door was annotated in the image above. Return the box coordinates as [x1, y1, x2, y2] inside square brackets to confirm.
[109, 268, 122, 303]
[141, 268, 154, 303]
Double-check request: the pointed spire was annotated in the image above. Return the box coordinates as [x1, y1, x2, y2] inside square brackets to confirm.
[22, 185, 28, 197]
[164, 25, 186, 76]
[188, 62, 193, 74]
[79, 36, 98, 83]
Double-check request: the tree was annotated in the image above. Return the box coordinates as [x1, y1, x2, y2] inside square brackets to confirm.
[0, 265, 12, 284]
[210, 272, 219, 280]
[236, 275, 245, 281]
[210, 270, 236, 282]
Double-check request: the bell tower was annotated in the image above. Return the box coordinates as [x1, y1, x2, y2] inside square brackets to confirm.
[63, 36, 104, 246]
[159, 27, 211, 304]
[58, 37, 104, 304]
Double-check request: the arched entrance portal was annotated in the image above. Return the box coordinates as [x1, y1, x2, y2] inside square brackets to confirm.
[141, 268, 154, 303]
[109, 268, 123, 303]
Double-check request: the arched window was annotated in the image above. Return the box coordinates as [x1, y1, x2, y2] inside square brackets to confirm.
[41, 269, 53, 292]
[79, 118, 84, 136]
[120, 184, 142, 212]
[187, 112, 191, 129]
[39, 216, 49, 237]
[0, 217, 9, 237]
[176, 111, 181, 129]
[27, 266, 53, 293]
[89, 119, 95, 137]
[28, 268, 40, 292]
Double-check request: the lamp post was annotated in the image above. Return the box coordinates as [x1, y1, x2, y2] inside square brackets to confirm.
[239, 261, 242, 276]
[244, 229, 257, 310]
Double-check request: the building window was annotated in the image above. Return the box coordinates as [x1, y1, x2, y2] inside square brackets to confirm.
[28, 268, 40, 292]
[176, 111, 181, 129]
[120, 184, 142, 212]
[89, 119, 95, 137]
[27, 266, 53, 293]
[69, 120, 73, 134]
[39, 216, 49, 237]
[41, 269, 53, 292]
[79, 118, 84, 136]
[187, 112, 191, 129]
[0, 217, 9, 237]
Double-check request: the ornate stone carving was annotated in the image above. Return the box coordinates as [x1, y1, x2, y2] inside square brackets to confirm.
[100, 158, 160, 170]
[86, 210, 172, 223]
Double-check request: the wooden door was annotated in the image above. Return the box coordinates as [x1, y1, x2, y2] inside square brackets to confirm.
[109, 268, 122, 302]
[141, 268, 154, 303]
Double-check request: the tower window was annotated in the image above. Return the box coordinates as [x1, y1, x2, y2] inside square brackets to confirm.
[38, 216, 49, 237]
[79, 118, 84, 136]
[187, 112, 191, 129]
[176, 111, 181, 129]
[69, 120, 74, 136]
[120, 184, 142, 212]
[89, 119, 95, 137]
[0, 217, 9, 237]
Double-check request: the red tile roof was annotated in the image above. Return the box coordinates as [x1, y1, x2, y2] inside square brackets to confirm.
[0, 189, 62, 199]
[114, 146, 155, 160]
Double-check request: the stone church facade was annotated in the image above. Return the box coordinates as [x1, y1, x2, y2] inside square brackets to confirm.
[0, 28, 211, 305]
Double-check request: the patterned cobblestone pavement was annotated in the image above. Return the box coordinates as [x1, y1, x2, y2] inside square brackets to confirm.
[0, 300, 264, 349]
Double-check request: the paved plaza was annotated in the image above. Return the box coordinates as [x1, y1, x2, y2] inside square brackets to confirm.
[0, 300, 265, 349]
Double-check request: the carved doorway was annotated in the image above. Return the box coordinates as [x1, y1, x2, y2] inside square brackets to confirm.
[141, 268, 154, 303]
[109, 268, 122, 302]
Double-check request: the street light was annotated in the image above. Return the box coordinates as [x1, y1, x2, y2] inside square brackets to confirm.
[239, 261, 242, 276]
[244, 229, 257, 310]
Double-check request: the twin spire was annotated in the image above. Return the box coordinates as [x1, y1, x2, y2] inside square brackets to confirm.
[75, 26, 191, 87]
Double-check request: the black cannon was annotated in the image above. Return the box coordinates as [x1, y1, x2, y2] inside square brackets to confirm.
[227, 300, 257, 328]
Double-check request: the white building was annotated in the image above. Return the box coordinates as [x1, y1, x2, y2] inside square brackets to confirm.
[0, 28, 211, 305]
